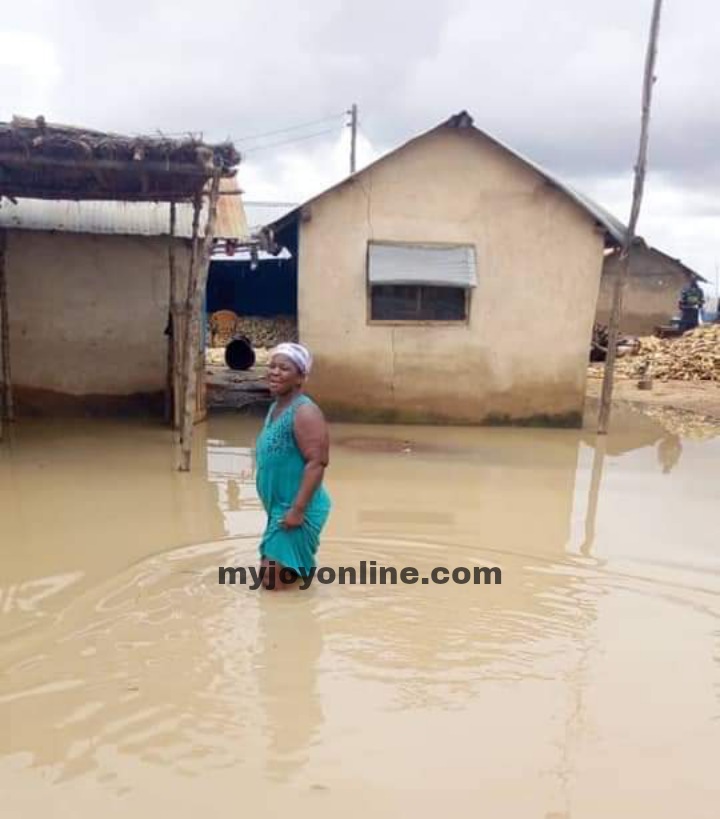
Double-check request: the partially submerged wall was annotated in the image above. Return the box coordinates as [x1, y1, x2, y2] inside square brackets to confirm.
[5, 230, 190, 415]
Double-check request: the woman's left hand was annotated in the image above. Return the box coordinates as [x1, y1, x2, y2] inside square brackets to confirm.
[281, 506, 305, 529]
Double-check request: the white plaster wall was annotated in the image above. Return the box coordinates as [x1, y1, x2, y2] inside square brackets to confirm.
[6, 231, 190, 396]
[297, 127, 605, 423]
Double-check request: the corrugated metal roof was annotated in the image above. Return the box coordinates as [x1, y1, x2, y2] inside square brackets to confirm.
[214, 179, 249, 239]
[267, 112, 628, 246]
[644, 244, 708, 283]
[0, 177, 249, 240]
[490, 145, 628, 244]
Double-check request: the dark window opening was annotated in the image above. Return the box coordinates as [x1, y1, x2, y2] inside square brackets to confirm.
[370, 284, 467, 321]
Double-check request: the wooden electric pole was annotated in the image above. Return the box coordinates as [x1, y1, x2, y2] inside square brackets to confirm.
[598, 0, 664, 434]
[348, 104, 358, 174]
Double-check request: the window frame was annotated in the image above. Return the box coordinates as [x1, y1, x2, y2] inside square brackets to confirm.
[365, 241, 475, 326]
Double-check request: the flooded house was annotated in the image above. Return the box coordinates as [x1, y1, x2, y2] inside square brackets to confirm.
[596, 241, 708, 335]
[262, 111, 627, 427]
[0, 154, 245, 418]
[0, 116, 241, 468]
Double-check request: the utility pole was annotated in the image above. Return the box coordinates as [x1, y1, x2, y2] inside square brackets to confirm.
[598, 0, 664, 434]
[348, 103, 358, 174]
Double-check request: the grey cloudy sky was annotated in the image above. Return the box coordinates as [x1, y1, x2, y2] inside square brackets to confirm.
[2, 0, 719, 290]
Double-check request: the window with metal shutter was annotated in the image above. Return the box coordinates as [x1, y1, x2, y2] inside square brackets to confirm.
[367, 242, 475, 321]
[367, 242, 477, 288]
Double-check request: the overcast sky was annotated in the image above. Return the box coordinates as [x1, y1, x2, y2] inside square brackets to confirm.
[2, 0, 719, 293]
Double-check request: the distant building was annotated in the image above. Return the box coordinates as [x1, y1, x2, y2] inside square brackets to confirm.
[264, 111, 626, 426]
[596, 242, 708, 335]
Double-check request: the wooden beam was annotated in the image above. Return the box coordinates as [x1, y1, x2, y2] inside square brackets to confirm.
[0, 229, 13, 435]
[0, 151, 227, 178]
[598, 0, 664, 434]
[178, 172, 221, 471]
[0, 177, 237, 202]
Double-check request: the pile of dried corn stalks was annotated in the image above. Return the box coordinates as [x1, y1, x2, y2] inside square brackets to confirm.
[588, 324, 720, 382]
[207, 313, 298, 349]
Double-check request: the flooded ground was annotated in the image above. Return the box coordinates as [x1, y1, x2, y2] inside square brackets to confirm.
[1, 404, 719, 818]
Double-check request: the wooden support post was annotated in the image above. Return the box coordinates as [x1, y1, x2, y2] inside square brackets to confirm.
[598, 0, 663, 434]
[0, 229, 13, 438]
[165, 202, 178, 426]
[185, 192, 203, 305]
[178, 172, 221, 471]
[178, 191, 203, 421]
[174, 306, 188, 434]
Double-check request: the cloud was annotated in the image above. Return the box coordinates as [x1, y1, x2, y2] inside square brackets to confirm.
[239, 128, 381, 202]
[0, 31, 60, 114]
[1, 0, 718, 288]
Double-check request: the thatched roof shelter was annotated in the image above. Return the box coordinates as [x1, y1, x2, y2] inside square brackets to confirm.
[0, 116, 240, 202]
[0, 115, 242, 470]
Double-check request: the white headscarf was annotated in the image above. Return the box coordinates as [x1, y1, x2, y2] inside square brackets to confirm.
[271, 342, 313, 375]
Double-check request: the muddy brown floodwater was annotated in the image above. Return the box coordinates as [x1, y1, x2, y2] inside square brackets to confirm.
[1, 405, 719, 818]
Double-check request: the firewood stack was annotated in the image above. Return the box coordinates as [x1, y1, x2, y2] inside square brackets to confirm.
[588, 324, 720, 382]
[233, 316, 299, 349]
[206, 315, 299, 350]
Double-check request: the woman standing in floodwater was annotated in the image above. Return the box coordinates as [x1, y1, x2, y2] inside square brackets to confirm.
[255, 343, 331, 590]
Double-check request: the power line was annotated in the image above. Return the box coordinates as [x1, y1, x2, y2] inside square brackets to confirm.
[126, 111, 352, 154]
[233, 113, 346, 144]
[124, 112, 346, 145]
[241, 126, 343, 155]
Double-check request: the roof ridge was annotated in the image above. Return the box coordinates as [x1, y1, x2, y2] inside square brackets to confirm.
[265, 111, 628, 245]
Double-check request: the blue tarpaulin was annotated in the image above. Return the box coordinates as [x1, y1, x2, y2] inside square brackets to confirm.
[206, 259, 297, 317]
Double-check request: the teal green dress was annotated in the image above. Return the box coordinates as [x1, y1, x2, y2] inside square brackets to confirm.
[255, 393, 331, 576]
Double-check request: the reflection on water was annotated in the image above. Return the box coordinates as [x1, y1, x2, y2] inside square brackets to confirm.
[0, 407, 719, 817]
[658, 433, 683, 474]
[256, 593, 324, 784]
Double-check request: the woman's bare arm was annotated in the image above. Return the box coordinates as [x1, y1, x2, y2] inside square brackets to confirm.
[282, 403, 329, 527]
